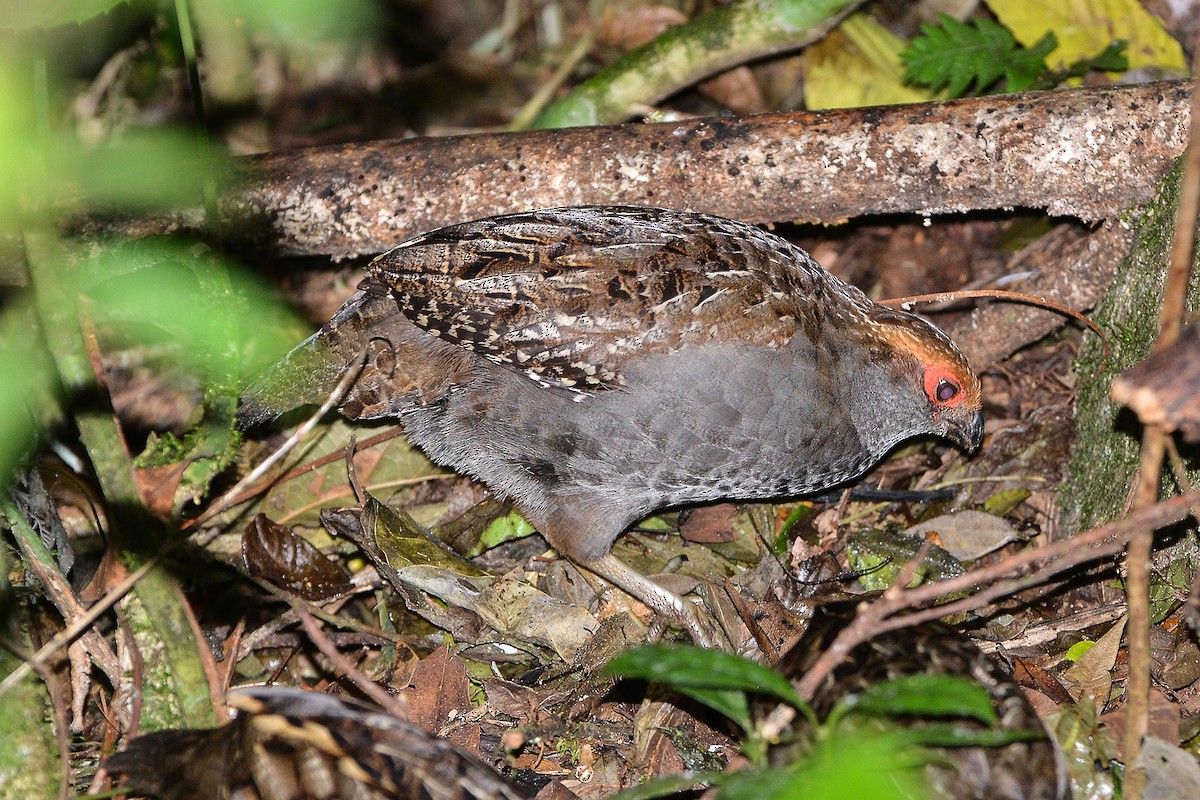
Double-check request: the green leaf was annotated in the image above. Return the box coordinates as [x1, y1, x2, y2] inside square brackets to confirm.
[202, 0, 379, 46]
[899, 721, 1047, 749]
[1053, 41, 1128, 85]
[1065, 640, 1095, 662]
[1003, 32, 1056, 91]
[901, 13, 1054, 97]
[605, 644, 807, 711]
[838, 674, 998, 726]
[607, 773, 716, 800]
[678, 687, 753, 733]
[476, 509, 537, 553]
[717, 732, 931, 800]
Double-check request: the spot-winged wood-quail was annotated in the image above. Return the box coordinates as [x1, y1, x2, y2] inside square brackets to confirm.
[104, 686, 531, 800]
[239, 206, 983, 646]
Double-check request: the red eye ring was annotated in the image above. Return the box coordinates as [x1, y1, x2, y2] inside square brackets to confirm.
[924, 367, 964, 407]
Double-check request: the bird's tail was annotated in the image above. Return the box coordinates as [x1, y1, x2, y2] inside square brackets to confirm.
[237, 291, 395, 428]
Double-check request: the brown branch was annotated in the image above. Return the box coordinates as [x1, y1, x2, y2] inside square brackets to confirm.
[296, 605, 409, 719]
[793, 488, 1200, 700]
[82, 80, 1193, 259]
[1121, 47, 1200, 800]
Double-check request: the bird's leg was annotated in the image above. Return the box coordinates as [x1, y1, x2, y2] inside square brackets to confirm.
[583, 553, 729, 649]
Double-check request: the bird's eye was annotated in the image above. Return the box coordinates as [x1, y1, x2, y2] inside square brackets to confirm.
[936, 378, 959, 403]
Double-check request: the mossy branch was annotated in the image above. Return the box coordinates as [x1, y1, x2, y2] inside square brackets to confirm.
[531, 0, 863, 128]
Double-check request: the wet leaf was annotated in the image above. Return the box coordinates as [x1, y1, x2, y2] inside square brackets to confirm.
[1063, 616, 1125, 710]
[982, 488, 1031, 518]
[989, 0, 1185, 73]
[252, 418, 447, 528]
[367, 497, 487, 575]
[806, 14, 937, 109]
[846, 528, 965, 590]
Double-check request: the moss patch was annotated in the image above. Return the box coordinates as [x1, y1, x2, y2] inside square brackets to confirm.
[1059, 160, 1200, 535]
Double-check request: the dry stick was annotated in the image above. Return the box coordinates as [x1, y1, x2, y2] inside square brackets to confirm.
[295, 605, 409, 719]
[1125, 42, 1200, 800]
[1127, 430, 1166, 800]
[210, 427, 407, 517]
[0, 552, 159, 698]
[0, 354, 367, 700]
[886, 288, 1105, 346]
[1165, 436, 1200, 632]
[788, 541, 937, 702]
[184, 351, 367, 529]
[792, 488, 1200, 701]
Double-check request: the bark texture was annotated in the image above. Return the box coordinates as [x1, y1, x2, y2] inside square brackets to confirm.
[201, 80, 1192, 259]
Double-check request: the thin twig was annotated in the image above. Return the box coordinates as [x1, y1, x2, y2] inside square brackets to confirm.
[296, 605, 409, 719]
[1123, 35, 1200, 800]
[204, 427, 409, 515]
[888, 287, 1109, 364]
[792, 488, 1200, 700]
[0, 554, 158, 698]
[1, 353, 367, 699]
[185, 349, 367, 528]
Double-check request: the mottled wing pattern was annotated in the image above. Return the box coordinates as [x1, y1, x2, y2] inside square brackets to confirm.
[774, 612, 1070, 800]
[105, 687, 530, 800]
[228, 688, 529, 800]
[364, 206, 860, 394]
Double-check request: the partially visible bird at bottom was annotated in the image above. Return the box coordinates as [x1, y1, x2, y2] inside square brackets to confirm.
[102, 686, 530, 800]
[768, 610, 1071, 800]
[239, 206, 984, 645]
[102, 623, 1066, 800]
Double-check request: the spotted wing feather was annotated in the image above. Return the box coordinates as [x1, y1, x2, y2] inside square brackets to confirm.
[363, 206, 862, 394]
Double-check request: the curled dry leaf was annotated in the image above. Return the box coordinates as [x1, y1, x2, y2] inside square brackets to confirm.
[242, 513, 352, 601]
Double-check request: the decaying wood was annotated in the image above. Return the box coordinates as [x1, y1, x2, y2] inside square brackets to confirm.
[94, 79, 1190, 259]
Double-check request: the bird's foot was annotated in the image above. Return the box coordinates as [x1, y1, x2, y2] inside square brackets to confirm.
[585, 553, 731, 649]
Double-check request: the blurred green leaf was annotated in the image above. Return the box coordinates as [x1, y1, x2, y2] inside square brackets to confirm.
[202, 0, 379, 46]
[0, 65, 232, 232]
[898, 721, 1047, 749]
[80, 238, 306, 382]
[608, 773, 715, 800]
[70, 129, 233, 212]
[0, 0, 146, 31]
[838, 673, 998, 726]
[0, 62, 41, 233]
[717, 730, 931, 800]
[0, 309, 54, 485]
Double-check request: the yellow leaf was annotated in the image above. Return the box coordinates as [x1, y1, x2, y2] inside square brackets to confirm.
[986, 0, 1186, 72]
[805, 14, 937, 110]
